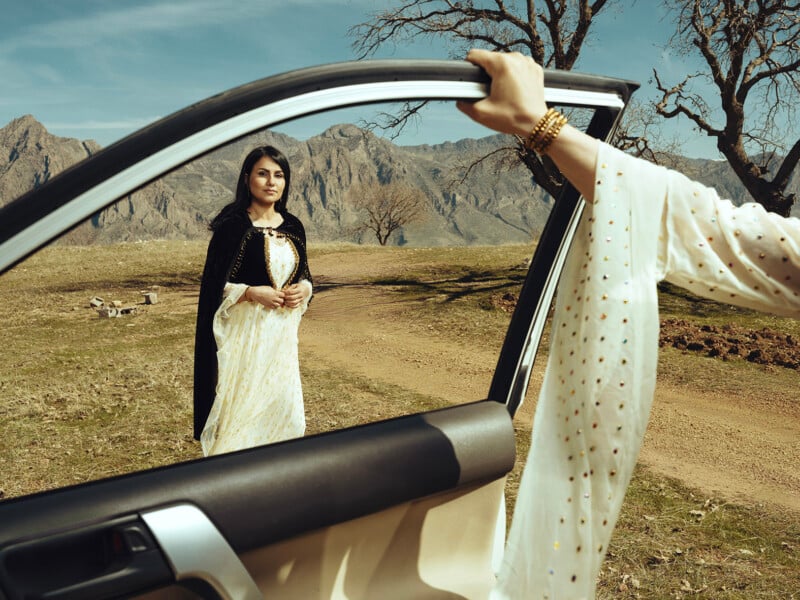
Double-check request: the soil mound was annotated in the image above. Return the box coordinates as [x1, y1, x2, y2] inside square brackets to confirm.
[659, 318, 800, 370]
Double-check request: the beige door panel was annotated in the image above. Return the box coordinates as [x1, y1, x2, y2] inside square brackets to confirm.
[134, 478, 505, 600]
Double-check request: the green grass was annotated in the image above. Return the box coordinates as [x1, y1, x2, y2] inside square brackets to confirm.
[656, 281, 800, 404]
[1, 241, 798, 597]
[657, 344, 800, 403]
[358, 244, 531, 345]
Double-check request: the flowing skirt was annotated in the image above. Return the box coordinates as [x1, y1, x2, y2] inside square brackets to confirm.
[201, 284, 306, 455]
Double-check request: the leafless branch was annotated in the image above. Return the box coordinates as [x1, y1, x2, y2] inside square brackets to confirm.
[453, 145, 519, 187]
[349, 0, 619, 196]
[359, 101, 429, 141]
[348, 181, 428, 245]
[655, 0, 800, 215]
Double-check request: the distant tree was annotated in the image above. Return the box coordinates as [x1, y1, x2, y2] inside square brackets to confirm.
[654, 0, 800, 216]
[350, 0, 617, 199]
[349, 181, 427, 245]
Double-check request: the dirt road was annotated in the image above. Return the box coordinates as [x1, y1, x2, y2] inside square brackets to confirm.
[301, 253, 800, 514]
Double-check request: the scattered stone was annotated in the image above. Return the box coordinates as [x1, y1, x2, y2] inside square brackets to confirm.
[110, 300, 123, 308]
[98, 305, 137, 318]
[143, 292, 158, 305]
[89, 296, 104, 308]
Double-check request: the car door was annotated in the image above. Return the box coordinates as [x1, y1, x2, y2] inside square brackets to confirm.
[0, 60, 634, 599]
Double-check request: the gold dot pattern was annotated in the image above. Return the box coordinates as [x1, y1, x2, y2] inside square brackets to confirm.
[491, 143, 799, 600]
[657, 167, 800, 315]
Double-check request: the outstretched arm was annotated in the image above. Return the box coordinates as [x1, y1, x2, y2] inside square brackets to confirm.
[456, 49, 600, 203]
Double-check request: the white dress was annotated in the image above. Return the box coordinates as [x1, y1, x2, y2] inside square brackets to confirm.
[492, 143, 800, 599]
[200, 233, 311, 456]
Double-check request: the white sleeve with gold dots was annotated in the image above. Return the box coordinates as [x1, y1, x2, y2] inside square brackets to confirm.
[493, 143, 799, 600]
[659, 168, 800, 317]
[493, 143, 669, 599]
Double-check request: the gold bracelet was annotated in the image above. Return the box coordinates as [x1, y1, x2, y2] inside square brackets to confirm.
[524, 108, 557, 152]
[244, 286, 250, 301]
[533, 112, 568, 154]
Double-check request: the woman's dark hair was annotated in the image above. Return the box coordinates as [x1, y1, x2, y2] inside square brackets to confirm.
[209, 145, 291, 230]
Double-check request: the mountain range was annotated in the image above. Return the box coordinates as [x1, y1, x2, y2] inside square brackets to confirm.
[1, 115, 797, 247]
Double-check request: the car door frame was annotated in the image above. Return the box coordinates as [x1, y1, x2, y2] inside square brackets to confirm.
[0, 60, 636, 599]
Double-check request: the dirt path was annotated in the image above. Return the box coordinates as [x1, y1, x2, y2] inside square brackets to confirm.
[301, 254, 800, 514]
[641, 385, 800, 512]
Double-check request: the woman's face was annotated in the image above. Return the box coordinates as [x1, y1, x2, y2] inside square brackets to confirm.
[247, 155, 286, 208]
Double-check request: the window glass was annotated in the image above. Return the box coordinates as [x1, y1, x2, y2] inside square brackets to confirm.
[0, 100, 580, 497]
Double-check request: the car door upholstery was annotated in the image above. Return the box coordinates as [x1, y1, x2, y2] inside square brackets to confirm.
[0, 401, 514, 599]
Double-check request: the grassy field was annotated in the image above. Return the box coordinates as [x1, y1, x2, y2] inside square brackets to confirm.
[0, 240, 798, 598]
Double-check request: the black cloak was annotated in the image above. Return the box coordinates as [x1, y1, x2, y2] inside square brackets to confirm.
[193, 209, 312, 440]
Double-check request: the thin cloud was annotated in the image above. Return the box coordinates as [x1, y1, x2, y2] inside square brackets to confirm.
[2, 0, 371, 54]
[1, 1, 270, 53]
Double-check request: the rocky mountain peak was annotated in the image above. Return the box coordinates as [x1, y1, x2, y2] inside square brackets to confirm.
[3, 114, 46, 146]
[3, 114, 795, 245]
[320, 123, 367, 140]
[1, 115, 100, 206]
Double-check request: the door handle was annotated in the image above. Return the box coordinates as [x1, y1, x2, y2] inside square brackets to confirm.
[0, 506, 262, 600]
[0, 517, 172, 599]
[141, 504, 262, 600]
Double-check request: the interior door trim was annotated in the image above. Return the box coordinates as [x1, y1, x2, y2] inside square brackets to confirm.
[141, 504, 262, 600]
[0, 401, 515, 557]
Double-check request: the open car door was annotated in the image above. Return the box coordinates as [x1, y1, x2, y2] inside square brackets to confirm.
[0, 60, 635, 599]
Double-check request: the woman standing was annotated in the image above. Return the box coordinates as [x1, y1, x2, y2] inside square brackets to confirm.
[193, 145, 312, 456]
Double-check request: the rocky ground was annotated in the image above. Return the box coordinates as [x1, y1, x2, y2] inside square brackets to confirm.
[659, 318, 800, 370]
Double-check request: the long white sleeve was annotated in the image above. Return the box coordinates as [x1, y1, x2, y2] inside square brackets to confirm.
[658, 166, 800, 317]
[492, 143, 798, 599]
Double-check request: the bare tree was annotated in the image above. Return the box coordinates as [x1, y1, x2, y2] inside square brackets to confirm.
[349, 182, 427, 245]
[612, 98, 686, 169]
[350, 0, 616, 198]
[654, 0, 800, 216]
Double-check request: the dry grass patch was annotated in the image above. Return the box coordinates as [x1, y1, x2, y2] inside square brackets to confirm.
[1, 241, 798, 597]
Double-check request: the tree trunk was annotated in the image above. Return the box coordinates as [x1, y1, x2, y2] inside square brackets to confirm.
[718, 138, 795, 217]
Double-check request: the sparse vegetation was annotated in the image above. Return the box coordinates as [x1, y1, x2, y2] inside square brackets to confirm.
[0, 241, 797, 597]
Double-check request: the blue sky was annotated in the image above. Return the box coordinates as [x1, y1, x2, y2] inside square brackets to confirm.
[1, 0, 720, 157]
